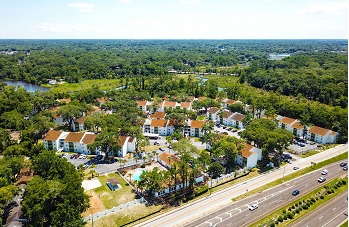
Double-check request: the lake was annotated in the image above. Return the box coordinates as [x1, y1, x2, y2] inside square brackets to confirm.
[3, 80, 50, 92]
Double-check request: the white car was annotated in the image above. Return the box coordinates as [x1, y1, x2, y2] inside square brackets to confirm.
[321, 169, 328, 175]
[249, 204, 258, 211]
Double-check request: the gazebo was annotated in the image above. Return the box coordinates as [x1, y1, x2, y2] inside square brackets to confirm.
[106, 177, 121, 191]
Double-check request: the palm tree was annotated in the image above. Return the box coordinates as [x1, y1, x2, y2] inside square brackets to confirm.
[152, 150, 158, 161]
[127, 173, 132, 183]
[142, 156, 147, 164]
[148, 153, 153, 163]
[133, 155, 139, 164]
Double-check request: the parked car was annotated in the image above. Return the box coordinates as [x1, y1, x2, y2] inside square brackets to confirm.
[293, 166, 299, 170]
[249, 204, 258, 211]
[154, 141, 160, 145]
[232, 129, 238, 132]
[299, 143, 305, 147]
[222, 126, 227, 129]
[168, 145, 172, 149]
[292, 190, 300, 196]
[310, 142, 316, 145]
[318, 177, 326, 183]
[159, 148, 165, 151]
[321, 169, 328, 175]
[340, 162, 347, 167]
[343, 166, 348, 171]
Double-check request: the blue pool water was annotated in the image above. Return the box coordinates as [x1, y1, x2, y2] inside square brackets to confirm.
[132, 169, 147, 181]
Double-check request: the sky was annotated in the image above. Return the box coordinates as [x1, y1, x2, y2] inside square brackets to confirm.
[0, 0, 347, 39]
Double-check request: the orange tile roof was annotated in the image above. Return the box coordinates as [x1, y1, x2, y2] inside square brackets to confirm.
[150, 119, 168, 127]
[280, 117, 296, 125]
[198, 96, 207, 101]
[43, 130, 62, 141]
[231, 113, 244, 121]
[187, 96, 195, 101]
[136, 100, 147, 106]
[96, 97, 108, 103]
[75, 116, 86, 124]
[64, 132, 85, 142]
[158, 152, 180, 167]
[191, 120, 205, 128]
[308, 126, 330, 136]
[207, 107, 220, 114]
[118, 136, 128, 146]
[49, 107, 59, 112]
[57, 98, 71, 103]
[180, 102, 191, 108]
[330, 131, 337, 136]
[241, 144, 255, 158]
[222, 110, 233, 118]
[150, 112, 166, 119]
[291, 121, 303, 130]
[164, 101, 177, 108]
[82, 134, 97, 144]
[225, 99, 236, 105]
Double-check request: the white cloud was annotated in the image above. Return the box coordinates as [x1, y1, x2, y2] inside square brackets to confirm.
[302, 1, 348, 14]
[67, 3, 96, 13]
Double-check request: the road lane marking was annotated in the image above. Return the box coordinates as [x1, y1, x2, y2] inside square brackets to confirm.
[322, 208, 348, 227]
[319, 216, 323, 219]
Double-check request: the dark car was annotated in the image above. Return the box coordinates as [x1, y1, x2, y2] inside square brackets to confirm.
[292, 190, 299, 196]
[340, 162, 347, 167]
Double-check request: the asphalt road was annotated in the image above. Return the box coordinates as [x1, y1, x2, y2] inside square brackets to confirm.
[186, 161, 347, 227]
[290, 192, 348, 227]
[134, 144, 348, 227]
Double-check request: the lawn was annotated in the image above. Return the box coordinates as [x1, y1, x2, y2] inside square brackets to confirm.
[197, 115, 206, 120]
[84, 203, 162, 227]
[93, 172, 136, 209]
[47, 79, 121, 93]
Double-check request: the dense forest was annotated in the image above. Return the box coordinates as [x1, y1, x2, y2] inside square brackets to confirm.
[246, 52, 348, 107]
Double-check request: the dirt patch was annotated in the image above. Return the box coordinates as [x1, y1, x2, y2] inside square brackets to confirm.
[82, 190, 106, 218]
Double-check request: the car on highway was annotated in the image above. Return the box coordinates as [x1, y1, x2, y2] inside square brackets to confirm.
[343, 166, 348, 171]
[249, 204, 258, 211]
[318, 177, 326, 183]
[293, 166, 299, 170]
[321, 169, 328, 175]
[340, 162, 347, 167]
[292, 190, 300, 196]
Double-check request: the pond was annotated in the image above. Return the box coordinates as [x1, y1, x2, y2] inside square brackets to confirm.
[3, 80, 50, 92]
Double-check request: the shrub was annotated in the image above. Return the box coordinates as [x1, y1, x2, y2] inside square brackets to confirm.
[140, 164, 146, 168]
[278, 216, 283, 223]
[342, 179, 347, 185]
[311, 198, 316, 203]
[270, 222, 275, 227]
[282, 209, 286, 214]
[302, 204, 308, 209]
[292, 205, 295, 209]
[287, 212, 294, 219]
[295, 208, 300, 214]
[195, 185, 209, 197]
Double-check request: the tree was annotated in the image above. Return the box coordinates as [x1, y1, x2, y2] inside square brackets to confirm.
[23, 151, 89, 227]
[88, 130, 121, 159]
[208, 162, 224, 179]
[56, 104, 84, 130]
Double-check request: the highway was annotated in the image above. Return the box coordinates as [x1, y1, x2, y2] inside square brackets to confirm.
[291, 192, 348, 227]
[135, 144, 347, 227]
[186, 161, 347, 227]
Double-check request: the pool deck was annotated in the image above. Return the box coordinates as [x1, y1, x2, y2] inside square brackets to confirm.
[128, 161, 167, 178]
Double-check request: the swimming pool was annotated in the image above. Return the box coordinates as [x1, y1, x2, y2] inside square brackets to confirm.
[132, 169, 147, 181]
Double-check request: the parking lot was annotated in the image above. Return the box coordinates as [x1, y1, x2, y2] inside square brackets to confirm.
[288, 138, 319, 154]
